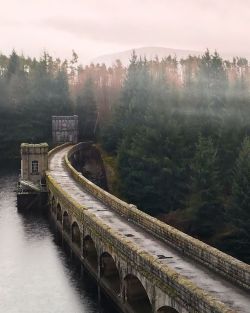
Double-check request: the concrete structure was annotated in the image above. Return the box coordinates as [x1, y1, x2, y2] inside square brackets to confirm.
[52, 115, 78, 144]
[46, 143, 250, 313]
[21, 143, 48, 185]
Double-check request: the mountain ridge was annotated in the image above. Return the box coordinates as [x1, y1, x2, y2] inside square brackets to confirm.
[91, 46, 202, 66]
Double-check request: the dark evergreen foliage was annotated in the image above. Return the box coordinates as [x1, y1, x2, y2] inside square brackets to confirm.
[1, 48, 250, 262]
[0, 51, 73, 160]
[76, 78, 97, 140]
[100, 51, 250, 262]
[188, 136, 224, 238]
[226, 137, 250, 262]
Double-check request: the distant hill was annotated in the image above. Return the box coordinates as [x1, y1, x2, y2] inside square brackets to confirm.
[91, 46, 202, 66]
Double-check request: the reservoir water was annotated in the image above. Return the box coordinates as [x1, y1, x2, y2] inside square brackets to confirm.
[0, 170, 118, 313]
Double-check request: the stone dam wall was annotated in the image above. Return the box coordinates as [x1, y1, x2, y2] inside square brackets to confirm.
[65, 143, 250, 292]
[45, 143, 250, 313]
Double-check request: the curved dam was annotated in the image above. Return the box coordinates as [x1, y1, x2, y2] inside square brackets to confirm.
[46, 143, 250, 313]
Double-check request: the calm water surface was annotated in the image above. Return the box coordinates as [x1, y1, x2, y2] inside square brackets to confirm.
[0, 170, 118, 313]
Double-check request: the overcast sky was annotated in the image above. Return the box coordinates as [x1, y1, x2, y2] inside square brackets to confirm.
[0, 0, 249, 63]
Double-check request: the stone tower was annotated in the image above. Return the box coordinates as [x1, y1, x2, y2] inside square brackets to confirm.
[52, 115, 78, 144]
[20, 143, 48, 185]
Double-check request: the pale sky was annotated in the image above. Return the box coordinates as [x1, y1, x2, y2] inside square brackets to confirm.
[0, 0, 249, 64]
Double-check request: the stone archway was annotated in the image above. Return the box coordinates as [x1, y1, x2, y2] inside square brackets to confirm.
[124, 274, 152, 313]
[157, 307, 179, 313]
[72, 221, 81, 249]
[100, 252, 120, 294]
[63, 211, 70, 234]
[51, 196, 56, 214]
[56, 203, 62, 223]
[83, 235, 98, 271]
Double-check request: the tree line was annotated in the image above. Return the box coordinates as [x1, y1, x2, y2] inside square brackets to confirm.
[0, 49, 249, 262]
[0, 50, 99, 160]
[100, 51, 250, 263]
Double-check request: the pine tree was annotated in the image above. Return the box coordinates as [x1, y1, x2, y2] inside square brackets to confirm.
[231, 137, 250, 226]
[189, 135, 223, 237]
[76, 78, 97, 139]
[225, 137, 250, 262]
[100, 52, 152, 153]
[6, 50, 20, 80]
[196, 50, 228, 115]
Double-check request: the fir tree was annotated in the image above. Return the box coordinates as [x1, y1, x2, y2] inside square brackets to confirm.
[225, 137, 250, 262]
[189, 136, 223, 237]
[76, 78, 97, 139]
[231, 137, 250, 227]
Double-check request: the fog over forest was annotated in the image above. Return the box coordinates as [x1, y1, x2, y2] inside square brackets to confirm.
[0, 49, 250, 263]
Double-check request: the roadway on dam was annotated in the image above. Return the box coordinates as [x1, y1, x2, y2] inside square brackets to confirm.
[49, 145, 250, 313]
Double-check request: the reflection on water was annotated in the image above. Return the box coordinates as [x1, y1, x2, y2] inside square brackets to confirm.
[0, 170, 118, 313]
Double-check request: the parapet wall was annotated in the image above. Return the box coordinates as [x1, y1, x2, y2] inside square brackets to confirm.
[65, 143, 250, 291]
[48, 142, 71, 158]
[46, 144, 238, 313]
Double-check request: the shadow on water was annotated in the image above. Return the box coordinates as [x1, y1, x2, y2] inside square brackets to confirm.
[0, 159, 19, 173]
[0, 169, 118, 313]
[19, 210, 119, 313]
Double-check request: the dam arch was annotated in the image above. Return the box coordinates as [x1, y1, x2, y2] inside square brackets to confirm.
[72, 221, 81, 249]
[56, 203, 62, 223]
[83, 235, 98, 271]
[124, 274, 152, 313]
[100, 252, 121, 294]
[63, 211, 70, 234]
[51, 196, 56, 214]
[157, 307, 179, 313]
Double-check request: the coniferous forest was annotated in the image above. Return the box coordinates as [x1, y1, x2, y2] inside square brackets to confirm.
[1, 50, 250, 263]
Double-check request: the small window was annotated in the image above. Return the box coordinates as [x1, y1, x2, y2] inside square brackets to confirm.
[32, 160, 39, 174]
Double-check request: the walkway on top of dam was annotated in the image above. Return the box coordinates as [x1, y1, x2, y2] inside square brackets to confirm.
[48, 145, 250, 313]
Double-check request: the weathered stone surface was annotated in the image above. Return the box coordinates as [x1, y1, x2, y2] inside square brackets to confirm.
[66, 144, 250, 291]
[52, 115, 78, 144]
[21, 142, 48, 184]
[46, 143, 250, 313]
